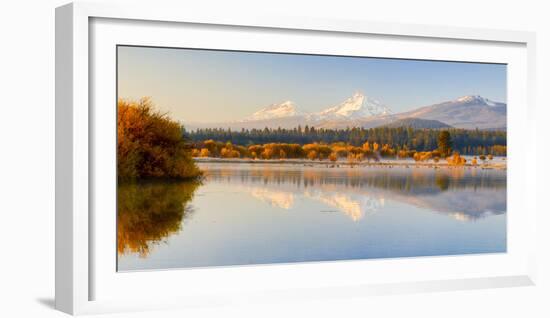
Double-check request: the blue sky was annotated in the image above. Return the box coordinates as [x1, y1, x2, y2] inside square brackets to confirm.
[118, 45, 506, 123]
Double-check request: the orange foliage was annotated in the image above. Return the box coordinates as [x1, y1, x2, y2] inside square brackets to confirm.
[446, 152, 467, 166]
[117, 180, 199, 257]
[117, 97, 201, 179]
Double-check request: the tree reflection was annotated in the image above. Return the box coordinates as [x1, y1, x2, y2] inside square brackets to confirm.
[200, 163, 506, 221]
[117, 180, 200, 257]
[435, 171, 450, 191]
[202, 164, 505, 195]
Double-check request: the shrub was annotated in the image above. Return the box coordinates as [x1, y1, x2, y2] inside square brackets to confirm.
[262, 147, 274, 159]
[117, 98, 201, 179]
[307, 150, 318, 160]
[413, 152, 432, 162]
[199, 148, 210, 157]
[397, 149, 416, 159]
[446, 152, 466, 166]
[380, 144, 395, 157]
[220, 147, 240, 158]
[347, 153, 364, 163]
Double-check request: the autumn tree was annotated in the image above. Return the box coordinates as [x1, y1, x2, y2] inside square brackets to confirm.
[199, 148, 210, 157]
[307, 150, 318, 160]
[117, 98, 201, 179]
[446, 152, 466, 166]
[262, 148, 274, 159]
[188, 126, 506, 156]
[362, 141, 371, 152]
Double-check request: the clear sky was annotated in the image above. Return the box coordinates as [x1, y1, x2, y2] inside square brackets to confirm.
[117, 45, 506, 123]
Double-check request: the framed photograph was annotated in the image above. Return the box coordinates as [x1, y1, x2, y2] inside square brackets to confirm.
[56, 2, 538, 315]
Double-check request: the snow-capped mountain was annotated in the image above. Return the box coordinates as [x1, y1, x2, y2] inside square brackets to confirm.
[183, 93, 506, 130]
[455, 95, 500, 106]
[396, 95, 506, 129]
[312, 92, 392, 120]
[244, 101, 300, 121]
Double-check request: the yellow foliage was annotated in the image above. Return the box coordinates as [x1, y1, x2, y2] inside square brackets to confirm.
[362, 141, 371, 152]
[446, 152, 466, 166]
[199, 148, 210, 157]
[117, 98, 201, 179]
[117, 180, 200, 257]
[413, 152, 432, 162]
[220, 147, 240, 158]
[262, 148, 274, 159]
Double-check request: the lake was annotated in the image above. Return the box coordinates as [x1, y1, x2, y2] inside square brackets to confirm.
[117, 162, 506, 271]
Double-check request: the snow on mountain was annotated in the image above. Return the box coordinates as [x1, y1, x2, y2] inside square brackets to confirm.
[244, 101, 300, 121]
[313, 92, 392, 120]
[398, 95, 506, 129]
[184, 94, 506, 131]
[243, 92, 392, 123]
[455, 95, 498, 106]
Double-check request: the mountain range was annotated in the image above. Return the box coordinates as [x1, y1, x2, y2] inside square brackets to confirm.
[184, 92, 506, 130]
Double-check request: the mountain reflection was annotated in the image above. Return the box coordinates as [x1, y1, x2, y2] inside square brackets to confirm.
[304, 190, 384, 221]
[201, 163, 506, 222]
[117, 180, 200, 257]
[117, 164, 506, 260]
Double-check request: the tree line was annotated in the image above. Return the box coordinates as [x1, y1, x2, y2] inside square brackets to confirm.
[190, 137, 498, 166]
[185, 126, 506, 156]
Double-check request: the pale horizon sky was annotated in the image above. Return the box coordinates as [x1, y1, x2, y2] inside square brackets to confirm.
[117, 45, 506, 123]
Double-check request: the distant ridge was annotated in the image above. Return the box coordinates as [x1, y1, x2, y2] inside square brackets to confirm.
[396, 95, 506, 130]
[184, 93, 506, 131]
[380, 118, 452, 129]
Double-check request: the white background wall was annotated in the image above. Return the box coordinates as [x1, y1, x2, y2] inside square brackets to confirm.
[0, 0, 548, 317]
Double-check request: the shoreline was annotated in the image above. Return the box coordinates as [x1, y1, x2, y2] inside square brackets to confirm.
[193, 157, 507, 170]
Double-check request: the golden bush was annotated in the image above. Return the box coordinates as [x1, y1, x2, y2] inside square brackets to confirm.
[117, 98, 201, 179]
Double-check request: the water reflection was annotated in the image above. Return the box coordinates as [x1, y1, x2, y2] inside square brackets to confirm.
[117, 163, 506, 269]
[117, 180, 200, 257]
[201, 163, 506, 222]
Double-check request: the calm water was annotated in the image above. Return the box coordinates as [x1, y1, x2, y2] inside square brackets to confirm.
[117, 162, 506, 271]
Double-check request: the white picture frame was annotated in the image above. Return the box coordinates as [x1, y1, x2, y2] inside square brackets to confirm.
[56, 1, 538, 315]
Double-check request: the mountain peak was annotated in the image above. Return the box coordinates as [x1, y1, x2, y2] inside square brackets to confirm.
[455, 95, 498, 106]
[316, 92, 392, 119]
[244, 100, 300, 121]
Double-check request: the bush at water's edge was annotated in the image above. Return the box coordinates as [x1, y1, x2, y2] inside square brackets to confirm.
[117, 97, 202, 180]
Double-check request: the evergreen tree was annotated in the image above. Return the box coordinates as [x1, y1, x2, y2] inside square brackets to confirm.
[438, 131, 453, 156]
